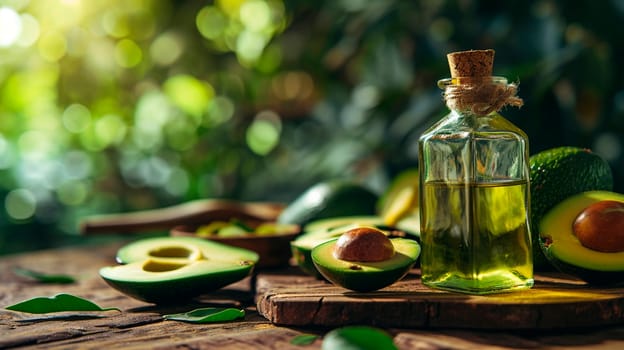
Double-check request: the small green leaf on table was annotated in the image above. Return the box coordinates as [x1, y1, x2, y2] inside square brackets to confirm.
[322, 326, 397, 350]
[291, 334, 319, 345]
[5, 293, 120, 314]
[163, 307, 245, 323]
[13, 267, 76, 284]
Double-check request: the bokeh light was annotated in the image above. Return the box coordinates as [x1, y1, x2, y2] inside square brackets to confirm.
[196, 6, 227, 40]
[102, 9, 130, 38]
[196, 0, 285, 65]
[15, 13, 39, 47]
[38, 31, 67, 61]
[246, 110, 281, 155]
[0, 7, 22, 47]
[240, 0, 271, 31]
[62, 104, 92, 133]
[114, 39, 142, 68]
[150, 31, 183, 66]
[56, 180, 88, 206]
[164, 75, 215, 118]
[5, 188, 36, 220]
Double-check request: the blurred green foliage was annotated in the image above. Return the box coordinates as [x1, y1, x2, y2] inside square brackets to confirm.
[1, 0, 623, 255]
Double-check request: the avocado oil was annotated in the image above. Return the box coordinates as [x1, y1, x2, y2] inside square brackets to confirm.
[418, 49, 533, 294]
[420, 180, 533, 293]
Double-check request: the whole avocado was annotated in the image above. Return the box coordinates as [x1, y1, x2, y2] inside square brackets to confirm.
[277, 180, 378, 228]
[529, 147, 613, 269]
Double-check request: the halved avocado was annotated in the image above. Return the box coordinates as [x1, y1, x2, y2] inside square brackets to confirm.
[311, 234, 420, 292]
[291, 225, 370, 278]
[290, 216, 419, 278]
[100, 236, 259, 303]
[539, 191, 624, 285]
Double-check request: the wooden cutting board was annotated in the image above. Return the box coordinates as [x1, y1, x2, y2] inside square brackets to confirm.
[255, 268, 624, 330]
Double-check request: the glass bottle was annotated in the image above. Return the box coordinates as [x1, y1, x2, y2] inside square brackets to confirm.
[418, 50, 533, 294]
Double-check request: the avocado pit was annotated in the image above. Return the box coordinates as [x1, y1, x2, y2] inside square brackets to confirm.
[573, 200, 624, 253]
[333, 227, 395, 262]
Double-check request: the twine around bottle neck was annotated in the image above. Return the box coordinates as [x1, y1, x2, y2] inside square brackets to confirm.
[438, 76, 523, 116]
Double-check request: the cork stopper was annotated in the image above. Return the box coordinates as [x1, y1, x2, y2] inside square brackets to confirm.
[447, 49, 494, 78]
[440, 49, 523, 115]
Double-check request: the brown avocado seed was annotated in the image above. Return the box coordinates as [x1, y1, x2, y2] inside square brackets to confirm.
[332, 227, 395, 262]
[573, 200, 624, 253]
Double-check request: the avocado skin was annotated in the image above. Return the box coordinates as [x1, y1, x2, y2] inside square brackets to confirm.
[539, 244, 624, 285]
[100, 265, 254, 304]
[313, 261, 412, 292]
[277, 181, 379, 228]
[529, 147, 613, 269]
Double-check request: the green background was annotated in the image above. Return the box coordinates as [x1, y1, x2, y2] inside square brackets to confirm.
[1, 0, 622, 254]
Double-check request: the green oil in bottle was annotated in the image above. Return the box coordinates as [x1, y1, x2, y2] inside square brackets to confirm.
[420, 180, 534, 294]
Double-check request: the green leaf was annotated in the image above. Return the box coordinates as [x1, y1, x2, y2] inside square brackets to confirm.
[322, 326, 397, 350]
[163, 307, 245, 323]
[5, 293, 120, 314]
[291, 334, 319, 346]
[13, 267, 76, 284]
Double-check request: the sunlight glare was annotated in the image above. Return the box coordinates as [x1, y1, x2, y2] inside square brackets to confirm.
[0, 7, 22, 47]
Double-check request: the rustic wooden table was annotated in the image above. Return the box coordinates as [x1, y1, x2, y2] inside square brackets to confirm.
[2, 241, 624, 349]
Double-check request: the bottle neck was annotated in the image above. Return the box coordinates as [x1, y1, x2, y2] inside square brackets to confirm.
[447, 109, 495, 122]
[438, 76, 523, 116]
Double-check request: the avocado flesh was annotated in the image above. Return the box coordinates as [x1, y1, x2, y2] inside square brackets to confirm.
[290, 216, 419, 278]
[311, 237, 420, 292]
[529, 147, 614, 270]
[116, 236, 256, 265]
[539, 191, 624, 284]
[101, 236, 259, 303]
[302, 215, 384, 233]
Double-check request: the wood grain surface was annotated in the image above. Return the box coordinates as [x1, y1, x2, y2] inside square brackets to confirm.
[2, 243, 624, 349]
[256, 269, 624, 330]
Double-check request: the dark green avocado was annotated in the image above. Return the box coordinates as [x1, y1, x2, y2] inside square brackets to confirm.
[311, 234, 420, 292]
[100, 236, 258, 303]
[277, 180, 379, 227]
[529, 146, 613, 269]
[539, 191, 624, 285]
